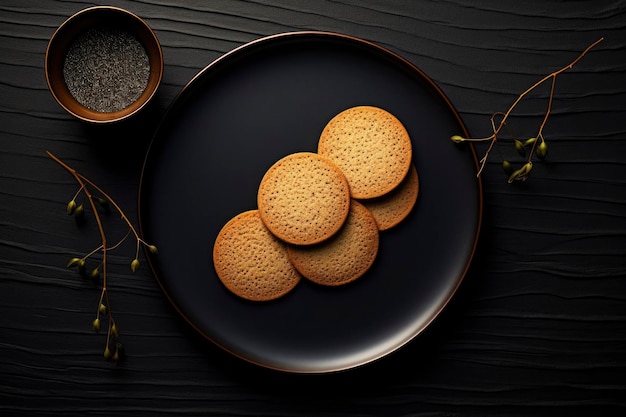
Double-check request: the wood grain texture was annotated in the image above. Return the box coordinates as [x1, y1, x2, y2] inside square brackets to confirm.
[1, 0, 625, 415]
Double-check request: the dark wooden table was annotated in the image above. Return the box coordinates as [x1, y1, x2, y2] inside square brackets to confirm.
[2, 1, 625, 415]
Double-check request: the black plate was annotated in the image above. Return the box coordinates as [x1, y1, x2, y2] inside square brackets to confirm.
[139, 32, 482, 373]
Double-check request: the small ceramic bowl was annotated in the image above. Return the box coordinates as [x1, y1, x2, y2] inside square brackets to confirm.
[45, 6, 163, 123]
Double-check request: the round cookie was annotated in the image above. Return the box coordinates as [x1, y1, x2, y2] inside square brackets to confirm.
[287, 200, 379, 286]
[213, 210, 301, 301]
[360, 164, 419, 231]
[318, 106, 412, 199]
[257, 152, 351, 245]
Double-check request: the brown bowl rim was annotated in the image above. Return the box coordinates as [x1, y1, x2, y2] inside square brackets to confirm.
[45, 6, 163, 123]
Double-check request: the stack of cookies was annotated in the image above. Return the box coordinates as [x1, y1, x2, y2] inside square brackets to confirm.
[213, 106, 420, 301]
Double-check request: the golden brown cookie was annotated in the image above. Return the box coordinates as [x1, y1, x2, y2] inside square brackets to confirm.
[360, 164, 419, 231]
[257, 152, 351, 245]
[318, 106, 412, 199]
[287, 200, 379, 286]
[213, 210, 301, 301]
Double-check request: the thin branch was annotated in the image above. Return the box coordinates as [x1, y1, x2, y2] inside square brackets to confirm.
[47, 151, 155, 363]
[46, 151, 142, 242]
[451, 37, 603, 181]
[456, 37, 604, 143]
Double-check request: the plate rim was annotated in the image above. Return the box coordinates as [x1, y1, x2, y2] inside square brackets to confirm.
[138, 30, 483, 373]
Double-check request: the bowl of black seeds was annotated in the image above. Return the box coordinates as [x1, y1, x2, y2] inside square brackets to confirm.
[45, 6, 163, 123]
